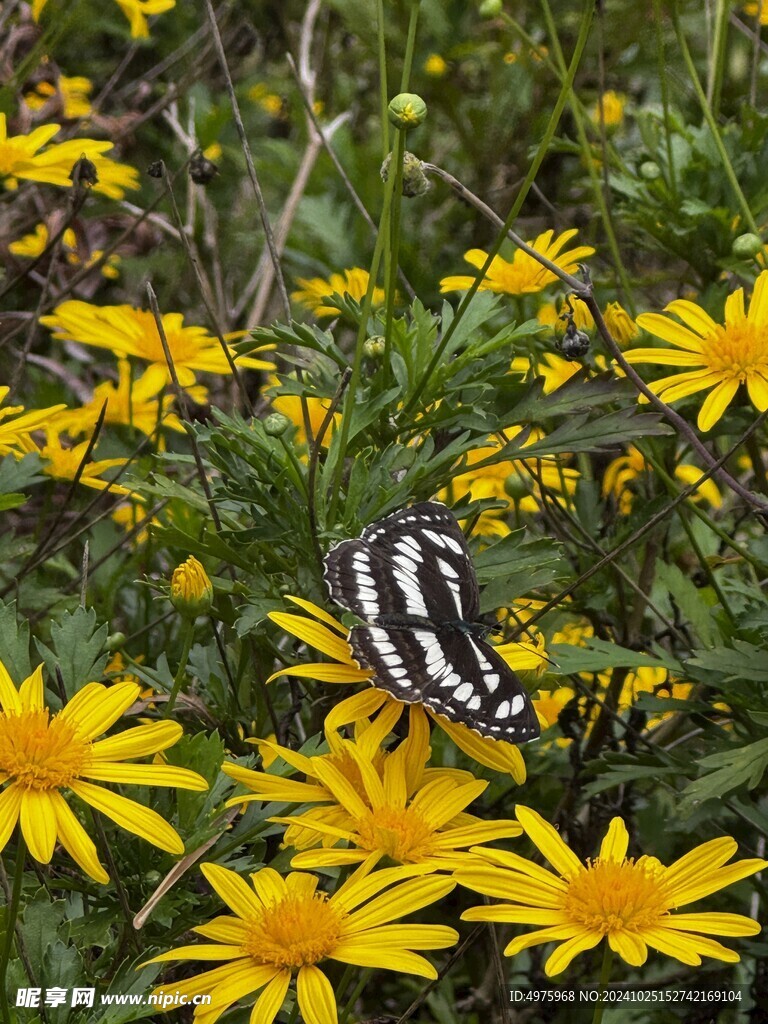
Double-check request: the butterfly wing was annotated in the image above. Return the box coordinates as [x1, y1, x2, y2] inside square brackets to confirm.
[349, 623, 540, 742]
[324, 501, 479, 624]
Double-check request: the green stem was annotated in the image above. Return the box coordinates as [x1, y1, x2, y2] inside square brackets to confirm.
[405, 0, 595, 414]
[164, 619, 195, 717]
[592, 944, 614, 1024]
[340, 967, 372, 1024]
[376, 0, 389, 160]
[653, 0, 677, 198]
[0, 838, 26, 1024]
[673, 3, 759, 235]
[383, 128, 406, 388]
[400, 1, 420, 90]
[708, 0, 730, 117]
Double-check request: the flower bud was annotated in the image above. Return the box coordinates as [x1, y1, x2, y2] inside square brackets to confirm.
[105, 632, 127, 652]
[479, 0, 503, 16]
[388, 93, 427, 130]
[380, 150, 431, 197]
[170, 556, 213, 618]
[639, 161, 661, 181]
[732, 233, 763, 259]
[603, 301, 639, 346]
[263, 412, 291, 436]
[364, 335, 386, 358]
[189, 149, 219, 185]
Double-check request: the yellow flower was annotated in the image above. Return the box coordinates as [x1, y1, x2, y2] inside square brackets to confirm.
[40, 301, 274, 387]
[458, 806, 766, 975]
[52, 361, 193, 439]
[39, 431, 133, 494]
[0, 659, 207, 882]
[444, 426, 579, 515]
[424, 54, 448, 77]
[604, 300, 639, 346]
[24, 74, 94, 119]
[590, 89, 627, 128]
[142, 862, 458, 1023]
[627, 275, 768, 430]
[439, 230, 595, 297]
[0, 387, 66, 457]
[537, 297, 594, 332]
[267, 375, 340, 448]
[0, 114, 139, 198]
[33, 0, 176, 38]
[510, 351, 609, 395]
[111, 500, 160, 545]
[170, 555, 214, 618]
[10, 222, 121, 278]
[248, 83, 285, 118]
[291, 268, 386, 318]
[267, 598, 528, 781]
[603, 445, 722, 514]
[743, 2, 768, 25]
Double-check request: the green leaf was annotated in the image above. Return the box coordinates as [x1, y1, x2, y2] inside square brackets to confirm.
[549, 638, 682, 673]
[686, 640, 768, 684]
[0, 599, 32, 682]
[654, 562, 721, 646]
[34, 607, 109, 700]
[679, 738, 768, 814]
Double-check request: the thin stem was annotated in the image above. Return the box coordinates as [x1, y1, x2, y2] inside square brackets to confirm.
[709, 0, 730, 115]
[383, 128, 406, 388]
[164, 619, 195, 717]
[339, 967, 372, 1024]
[673, 3, 760, 235]
[377, 0, 389, 160]
[653, 0, 677, 197]
[0, 838, 26, 1024]
[592, 944, 614, 1024]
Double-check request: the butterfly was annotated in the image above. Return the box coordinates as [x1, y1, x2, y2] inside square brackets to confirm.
[323, 501, 540, 743]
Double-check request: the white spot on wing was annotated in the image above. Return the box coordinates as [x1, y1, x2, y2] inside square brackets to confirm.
[495, 700, 511, 719]
[485, 673, 500, 693]
[437, 558, 460, 580]
[453, 682, 474, 703]
[510, 694, 526, 716]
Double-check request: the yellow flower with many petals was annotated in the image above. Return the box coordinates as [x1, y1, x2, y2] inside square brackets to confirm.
[743, 1, 768, 24]
[603, 445, 722, 515]
[0, 387, 66, 457]
[627, 274, 768, 430]
[267, 597, 531, 781]
[33, 0, 175, 38]
[24, 74, 94, 119]
[10, 222, 121, 278]
[604, 300, 639, 346]
[267, 375, 340, 448]
[40, 301, 274, 388]
[458, 806, 766, 975]
[439, 230, 595, 297]
[510, 351, 609, 395]
[142, 862, 458, 1023]
[39, 431, 133, 494]
[292, 268, 386, 318]
[0, 660, 207, 882]
[0, 114, 138, 198]
[590, 89, 626, 128]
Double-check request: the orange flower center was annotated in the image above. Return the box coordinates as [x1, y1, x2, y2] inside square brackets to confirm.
[563, 858, 670, 934]
[0, 709, 89, 790]
[242, 894, 345, 969]
[355, 806, 436, 862]
[705, 318, 768, 377]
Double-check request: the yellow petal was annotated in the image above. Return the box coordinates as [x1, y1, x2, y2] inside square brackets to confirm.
[330, 943, 438, 978]
[641, 927, 702, 965]
[90, 721, 183, 760]
[59, 682, 140, 740]
[462, 905, 566, 926]
[69, 779, 185, 853]
[472, 847, 569, 891]
[503, 925, 581, 958]
[143, 944, 245, 963]
[748, 270, 768, 324]
[311, 759, 370, 818]
[0, 783, 23, 851]
[19, 664, 45, 711]
[455, 864, 565, 908]
[296, 966, 337, 1024]
[285, 597, 347, 635]
[344, 876, 456, 932]
[697, 377, 740, 431]
[658, 912, 761, 936]
[81, 762, 208, 790]
[0, 661, 22, 713]
[662, 299, 718, 337]
[634, 313, 706, 353]
[201, 862, 266, 918]
[21, 789, 57, 862]
[49, 790, 108, 883]
[598, 818, 629, 862]
[515, 806, 583, 879]
[434, 715, 526, 782]
[746, 371, 768, 411]
[608, 929, 647, 966]
[324, 688, 391, 736]
[544, 930, 602, 976]
[268, 613, 355, 665]
[249, 970, 290, 1024]
[267, 664, 370, 685]
[664, 837, 737, 891]
[725, 288, 746, 323]
[669, 859, 768, 907]
[194, 916, 249, 944]
[249, 867, 288, 906]
[290, 849, 366, 869]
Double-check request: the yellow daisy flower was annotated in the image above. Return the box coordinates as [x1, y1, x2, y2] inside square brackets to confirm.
[40, 301, 274, 387]
[10, 222, 121, 278]
[291, 268, 386, 318]
[33, 0, 176, 39]
[141, 862, 458, 1024]
[267, 597, 530, 781]
[604, 300, 639, 346]
[626, 274, 768, 431]
[743, 1, 768, 25]
[0, 114, 139, 198]
[24, 74, 94, 119]
[0, 660, 207, 883]
[424, 54, 448, 77]
[510, 351, 609, 395]
[38, 431, 133, 494]
[458, 806, 766, 975]
[110, 500, 162, 546]
[590, 89, 627, 128]
[602, 445, 722, 514]
[267, 374, 340, 447]
[439, 230, 595, 297]
[0, 387, 66, 457]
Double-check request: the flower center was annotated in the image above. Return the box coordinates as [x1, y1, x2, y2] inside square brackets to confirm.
[705, 319, 768, 377]
[355, 805, 436, 862]
[563, 858, 671, 934]
[242, 894, 345, 969]
[0, 709, 90, 790]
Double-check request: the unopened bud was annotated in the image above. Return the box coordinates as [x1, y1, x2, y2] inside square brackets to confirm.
[380, 150, 430, 197]
[364, 336, 386, 358]
[479, 0, 503, 16]
[732, 233, 763, 259]
[263, 412, 291, 436]
[388, 93, 427, 130]
[170, 556, 213, 618]
[639, 161, 661, 181]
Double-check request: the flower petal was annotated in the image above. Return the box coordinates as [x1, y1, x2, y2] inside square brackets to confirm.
[90, 721, 183, 760]
[20, 789, 56, 862]
[194, 916, 249, 944]
[144, 944, 244, 963]
[608, 929, 647, 966]
[285, 597, 347, 635]
[69, 779, 185, 853]
[432, 714, 526, 782]
[746, 371, 768, 411]
[697, 377, 740, 431]
[462, 906, 566, 926]
[662, 300, 718, 338]
[19, 665, 45, 711]
[634, 313, 706, 353]
[503, 925, 582, 958]
[249, 970, 290, 1024]
[747, 270, 768, 324]
[48, 790, 108, 883]
[296, 966, 337, 1024]
[268, 613, 355, 665]
[544, 930, 602, 976]
[200, 862, 267, 918]
[0, 661, 21, 713]
[515, 806, 583, 879]
[599, 818, 629, 863]
[330, 943, 438, 979]
[641, 927, 703, 965]
[344, 876, 456, 932]
[658, 912, 761, 936]
[59, 682, 140, 740]
[81, 762, 208, 790]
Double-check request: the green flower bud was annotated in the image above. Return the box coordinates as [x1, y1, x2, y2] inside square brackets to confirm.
[639, 161, 661, 181]
[105, 632, 127, 652]
[388, 93, 427, 130]
[263, 412, 291, 436]
[732, 233, 763, 259]
[170, 556, 213, 618]
[504, 472, 530, 503]
[479, 0, 503, 16]
[380, 150, 431, 197]
[364, 336, 386, 358]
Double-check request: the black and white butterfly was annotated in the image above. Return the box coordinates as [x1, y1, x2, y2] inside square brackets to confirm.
[323, 501, 540, 744]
